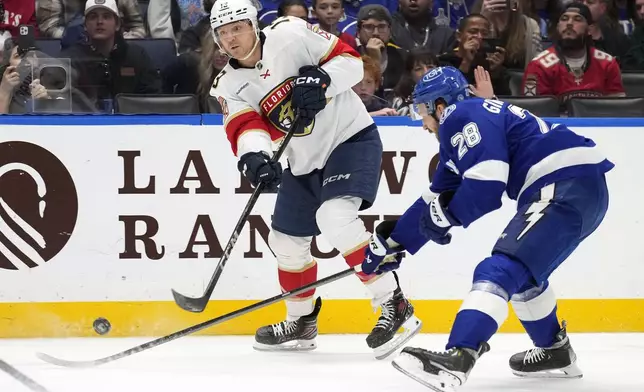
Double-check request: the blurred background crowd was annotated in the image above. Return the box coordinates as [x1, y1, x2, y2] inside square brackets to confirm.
[1, 0, 644, 117]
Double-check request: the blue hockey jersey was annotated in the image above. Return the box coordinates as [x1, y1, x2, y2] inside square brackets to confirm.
[430, 98, 614, 228]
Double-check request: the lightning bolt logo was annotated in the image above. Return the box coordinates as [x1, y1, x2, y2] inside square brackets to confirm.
[517, 202, 549, 240]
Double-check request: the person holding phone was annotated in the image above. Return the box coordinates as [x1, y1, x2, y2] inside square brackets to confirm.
[477, 0, 542, 69]
[0, 38, 49, 114]
[438, 13, 511, 95]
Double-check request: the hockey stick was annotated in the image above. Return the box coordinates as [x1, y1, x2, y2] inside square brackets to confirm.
[0, 358, 53, 392]
[171, 112, 305, 313]
[36, 265, 359, 368]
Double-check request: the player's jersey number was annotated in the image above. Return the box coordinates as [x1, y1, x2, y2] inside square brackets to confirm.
[483, 99, 552, 134]
[451, 122, 481, 160]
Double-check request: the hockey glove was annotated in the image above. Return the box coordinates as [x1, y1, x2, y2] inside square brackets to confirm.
[418, 190, 460, 245]
[237, 151, 282, 192]
[361, 220, 406, 275]
[291, 65, 331, 122]
[389, 190, 457, 251]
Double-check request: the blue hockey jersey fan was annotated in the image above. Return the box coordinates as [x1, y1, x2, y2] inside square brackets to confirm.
[360, 66, 614, 392]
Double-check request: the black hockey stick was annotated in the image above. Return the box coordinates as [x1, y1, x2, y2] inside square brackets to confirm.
[0, 358, 53, 392]
[36, 265, 359, 368]
[171, 112, 305, 313]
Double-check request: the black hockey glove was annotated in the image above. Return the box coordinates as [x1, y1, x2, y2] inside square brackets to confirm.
[237, 151, 282, 192]
[291, 65, 331, 122]
[361, 220, 406, 275]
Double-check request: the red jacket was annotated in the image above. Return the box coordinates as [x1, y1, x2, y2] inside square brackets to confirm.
[1, 0, 39, 38]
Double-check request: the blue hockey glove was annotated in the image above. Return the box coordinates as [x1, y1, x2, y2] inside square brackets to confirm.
[237, 151, 282, 192]
[388, 190, 459, 251]
[361, 220, 406, 275]
[291, 65, 331, 122]
[419, 190, 460, 245]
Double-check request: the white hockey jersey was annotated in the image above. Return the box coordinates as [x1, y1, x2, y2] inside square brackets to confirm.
[210, 16, 374, 176]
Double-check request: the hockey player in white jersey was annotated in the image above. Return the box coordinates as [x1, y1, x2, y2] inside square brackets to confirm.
[209, 0, 422, 358]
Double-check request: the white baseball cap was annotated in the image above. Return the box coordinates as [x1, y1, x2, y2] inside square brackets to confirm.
[85, 0, 119, 16]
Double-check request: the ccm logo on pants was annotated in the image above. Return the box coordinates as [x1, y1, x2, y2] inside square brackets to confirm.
[323, 174, 351, 186]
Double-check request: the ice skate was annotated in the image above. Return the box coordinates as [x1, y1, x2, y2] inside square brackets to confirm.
[392, 342, 490, 391]
[253, 297, 321, 352]
[366, 286, 422, 360]
[509, 321, 583, 379]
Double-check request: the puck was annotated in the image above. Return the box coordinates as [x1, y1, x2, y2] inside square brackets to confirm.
[93, 318, 111, 335]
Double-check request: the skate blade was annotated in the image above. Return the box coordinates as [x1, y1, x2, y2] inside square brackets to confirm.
[373, 315, 422, 360]
[253, 339, 317, 352]
[512, 362, 583, 379]
[392, 352, 461, 392]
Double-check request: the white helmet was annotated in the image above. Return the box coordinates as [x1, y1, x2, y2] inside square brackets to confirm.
[210, 0, 259, 31]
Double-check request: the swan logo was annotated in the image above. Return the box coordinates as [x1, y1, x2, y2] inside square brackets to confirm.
[0, 141, 78, 270]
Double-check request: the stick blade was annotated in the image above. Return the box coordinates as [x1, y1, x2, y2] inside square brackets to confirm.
[35, 352, 99, 368]
[171, 289, 209, 313]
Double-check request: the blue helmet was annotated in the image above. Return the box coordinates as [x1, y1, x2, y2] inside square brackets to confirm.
[412, 66, 470, 118]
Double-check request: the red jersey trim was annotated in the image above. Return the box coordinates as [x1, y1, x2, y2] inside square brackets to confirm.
[319, 39, 360, 66]
[225, 111, 282, 155]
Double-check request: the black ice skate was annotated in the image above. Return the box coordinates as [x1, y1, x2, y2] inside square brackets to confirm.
[509, 321, 582, 379]
[392, 343, 490, 392]
[253, 297, 321, 352]
[366, 284, 422, 360]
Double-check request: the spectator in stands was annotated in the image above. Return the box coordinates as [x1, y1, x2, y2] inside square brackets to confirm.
[164, 26, 227, 112]
[522, 2, 624, 107]
[0, 0, 39, 43]
[61, 0, 160, 112]
[356, 5, 406, 99]
[0, 38, 50, 114]
[392, 47, 438, 114]
[390, 0, 456, 53]
[148, 0, 208, 46]
[438, 14, 511, 95]
[622, 0, 644, 69]
[37, 0, 145, 39]
[581, 0, 630, 62]
[277, 0, 310, 21]
[197, 31, 227, 112]
[177, 0, 217, 53]
[475, 0, 542, 69]
[353, 55, 400, 116]
[312, 0, 357, 49]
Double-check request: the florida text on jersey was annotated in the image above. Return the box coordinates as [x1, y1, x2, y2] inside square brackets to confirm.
[210, 16, 373, 176]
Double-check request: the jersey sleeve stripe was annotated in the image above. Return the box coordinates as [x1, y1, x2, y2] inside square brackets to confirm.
[225, 111, 271, 156]
[223, 107, 255, 128]
[319, 38, 360, 65]
[463, 160, 510, 184]
[517, 146, 607, 201]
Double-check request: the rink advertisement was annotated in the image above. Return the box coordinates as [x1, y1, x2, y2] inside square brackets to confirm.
[0, 116, 641, 338]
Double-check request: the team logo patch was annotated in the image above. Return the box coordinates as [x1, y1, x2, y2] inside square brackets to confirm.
[524, 74, 537, 96]
[260, 77, 314, 136]
[217, 96, 229, 120]
[306, 23, 332, 40]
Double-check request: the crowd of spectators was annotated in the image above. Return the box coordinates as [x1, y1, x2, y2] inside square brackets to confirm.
[0, 0, 643, 116]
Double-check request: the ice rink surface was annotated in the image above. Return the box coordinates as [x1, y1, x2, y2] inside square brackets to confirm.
[0, 333, 641, 392]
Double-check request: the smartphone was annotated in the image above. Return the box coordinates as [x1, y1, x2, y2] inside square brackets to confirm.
[17, 25, 37, 56]
[481, 38, 502, 53]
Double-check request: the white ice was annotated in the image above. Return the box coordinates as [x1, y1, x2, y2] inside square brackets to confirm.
[0, 333, 641, 392]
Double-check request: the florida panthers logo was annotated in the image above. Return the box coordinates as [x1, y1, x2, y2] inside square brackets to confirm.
[260, 77, 315, 136]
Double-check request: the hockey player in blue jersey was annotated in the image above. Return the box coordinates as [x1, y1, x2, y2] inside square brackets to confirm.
[360, 66, 614, 391]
